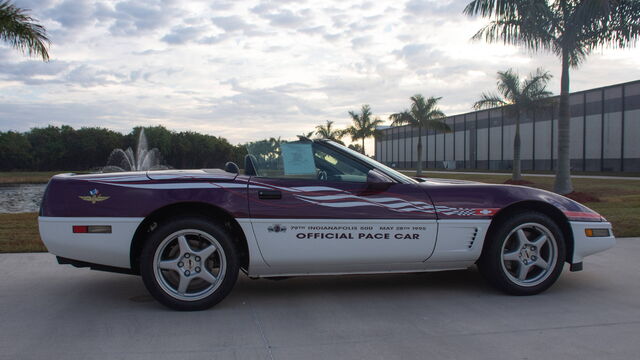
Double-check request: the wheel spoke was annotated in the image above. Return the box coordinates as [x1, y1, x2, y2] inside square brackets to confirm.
[196, 269, 217, 285]
[535, 257, 549, 270]
[159, 258, 179, 272]
[177, 235, 191, 255]
[517, 263, 531, 281]
[177, 274, 192, 294]
[531, 234, 547, 249]
[196, 244, 217, 261]
[515, 229, 528, 248]
[503, 250, 520, 262]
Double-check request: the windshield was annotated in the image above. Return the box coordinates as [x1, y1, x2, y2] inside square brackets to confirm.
[245, 139, 370, 182]
[324, 141, 417, 184]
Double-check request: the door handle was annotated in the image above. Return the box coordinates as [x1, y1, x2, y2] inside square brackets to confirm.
[258, 190, 282, 200]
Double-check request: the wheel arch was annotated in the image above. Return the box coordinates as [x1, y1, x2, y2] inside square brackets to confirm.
[485, 200, 574, 263]
[129, 202, 249, 274]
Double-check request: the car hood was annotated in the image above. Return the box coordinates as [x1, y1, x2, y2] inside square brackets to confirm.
[415, 177, 482, 185]
[416, 179, 604, 222]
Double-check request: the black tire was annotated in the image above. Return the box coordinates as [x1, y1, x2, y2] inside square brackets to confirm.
[140, 217, 239, 310]
[478, 211, 566, 295]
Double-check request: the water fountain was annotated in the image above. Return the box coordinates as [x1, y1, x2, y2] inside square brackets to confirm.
[103, 129, 168, 172]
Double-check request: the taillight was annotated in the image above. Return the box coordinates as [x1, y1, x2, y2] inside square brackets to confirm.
[72, 225, 112, 234]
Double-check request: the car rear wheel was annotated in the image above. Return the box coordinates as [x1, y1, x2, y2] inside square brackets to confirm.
[478, 211, 566, 295]
[140, 217, 239, 310]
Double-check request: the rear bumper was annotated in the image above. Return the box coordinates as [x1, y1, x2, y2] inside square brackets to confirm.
[570, 221, 616, 264]
[38, 217, 143, 269]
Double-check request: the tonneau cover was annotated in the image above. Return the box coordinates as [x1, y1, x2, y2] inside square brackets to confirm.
[146, 169, 237, 181]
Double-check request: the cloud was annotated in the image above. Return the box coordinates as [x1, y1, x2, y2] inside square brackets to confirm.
[0, 60, 69, 85]
[394, 43, 445, 70]
[0, 58, 150, 88]
[351, 36, 372, 49]
[299, 25, 325, 35]
[161, 25, 208, 44]
[211, 15, 251, 32]
[2, 0, 639, 148]
[265, 9, 308, 28]
[107, 0, 177, 36]
[44, 0, 95, 28]
[404, 0, 464, 16]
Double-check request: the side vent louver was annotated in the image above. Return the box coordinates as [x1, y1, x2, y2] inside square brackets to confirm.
[468, 227, 479, 248]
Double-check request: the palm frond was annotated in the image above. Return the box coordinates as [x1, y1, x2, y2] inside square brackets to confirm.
[521, 68, 553, 99]
[463, 0, 520, 18]
[346, 104, 381, 144]
[0, 0, 50, 61]
[496, 69, 521, 100]
[315, 120, 343, 141]
[473, 92, 506, 110]
[389, 111, 413, 126]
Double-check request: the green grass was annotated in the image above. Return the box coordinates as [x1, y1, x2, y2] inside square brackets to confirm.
[1, 172, 638, 253]
[0, 213, 46, 253]
[0, 171, 77, 184]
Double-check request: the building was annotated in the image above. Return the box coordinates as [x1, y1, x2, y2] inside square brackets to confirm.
[374, 80, 640, 173]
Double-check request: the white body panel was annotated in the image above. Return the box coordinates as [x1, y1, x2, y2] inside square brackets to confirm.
[428, 220, 489, 263]
[570, 221, 616, 263]
[249, 218, 438, 265]
[38, 217, 143, 269]
[241, 218, 490, 277]
[37, 217, 615, 276]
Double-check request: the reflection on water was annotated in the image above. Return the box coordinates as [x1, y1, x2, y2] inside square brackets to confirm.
[0, 184, 46, 213]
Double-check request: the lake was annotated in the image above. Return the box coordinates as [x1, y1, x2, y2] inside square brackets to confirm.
[0, 184, 46, 213]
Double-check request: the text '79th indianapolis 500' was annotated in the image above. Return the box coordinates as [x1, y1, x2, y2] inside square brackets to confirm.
[38, 138, 615, 310]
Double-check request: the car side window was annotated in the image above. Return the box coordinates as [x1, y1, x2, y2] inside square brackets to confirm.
[246, 140, 369, 182]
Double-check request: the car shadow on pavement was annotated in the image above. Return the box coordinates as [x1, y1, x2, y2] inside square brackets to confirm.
[55, 265, 596, 311]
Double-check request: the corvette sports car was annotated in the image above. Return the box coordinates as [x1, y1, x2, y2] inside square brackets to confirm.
[38, 138, 615, 310]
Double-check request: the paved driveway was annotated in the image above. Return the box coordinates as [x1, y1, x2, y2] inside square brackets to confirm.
[1, 238, 639, 360]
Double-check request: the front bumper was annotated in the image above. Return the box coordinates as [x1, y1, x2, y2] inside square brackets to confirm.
[570, 221, 616, 264]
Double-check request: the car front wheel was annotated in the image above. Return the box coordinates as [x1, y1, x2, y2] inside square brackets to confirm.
[478, 211, 566, 295]
[140, 217, 239, 310]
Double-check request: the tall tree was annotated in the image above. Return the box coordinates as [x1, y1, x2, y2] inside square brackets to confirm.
[315, 120, 344, 144]
[464, 0, 640, 194]
[0, 0, 49, 61]
[345, 105, 383, 154]
[389, 95, 448, 176]
[474, 68, 552, 181]
[298, 131, 315, 139]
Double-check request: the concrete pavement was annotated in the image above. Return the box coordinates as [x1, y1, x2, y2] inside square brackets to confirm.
[1, 238, 639, 360]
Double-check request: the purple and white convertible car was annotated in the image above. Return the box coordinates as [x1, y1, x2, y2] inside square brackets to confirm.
[38, 138, 615, 310]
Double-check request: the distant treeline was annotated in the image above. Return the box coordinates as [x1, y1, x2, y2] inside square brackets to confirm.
[0, 125, 247, 171]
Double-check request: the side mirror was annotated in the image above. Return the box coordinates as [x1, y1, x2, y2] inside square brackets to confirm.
[366, 169, 393, 191]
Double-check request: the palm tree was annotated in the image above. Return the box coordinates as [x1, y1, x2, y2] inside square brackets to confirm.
[298, 131, 315, 139]
[389, 95, 449, 176]
[474, 68, 552, 181]
[348, 143, 364, 153]
[315, 120, 344, 144]
[0, 1, 49, 61]
[464, 0, 640, 194]
[345, 105, 384, 154]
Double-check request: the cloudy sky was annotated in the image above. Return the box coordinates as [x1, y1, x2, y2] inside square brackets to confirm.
[1, 0, 639, 152]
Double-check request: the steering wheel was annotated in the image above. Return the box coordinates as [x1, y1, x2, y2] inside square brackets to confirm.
[317, 170, 328, 181]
